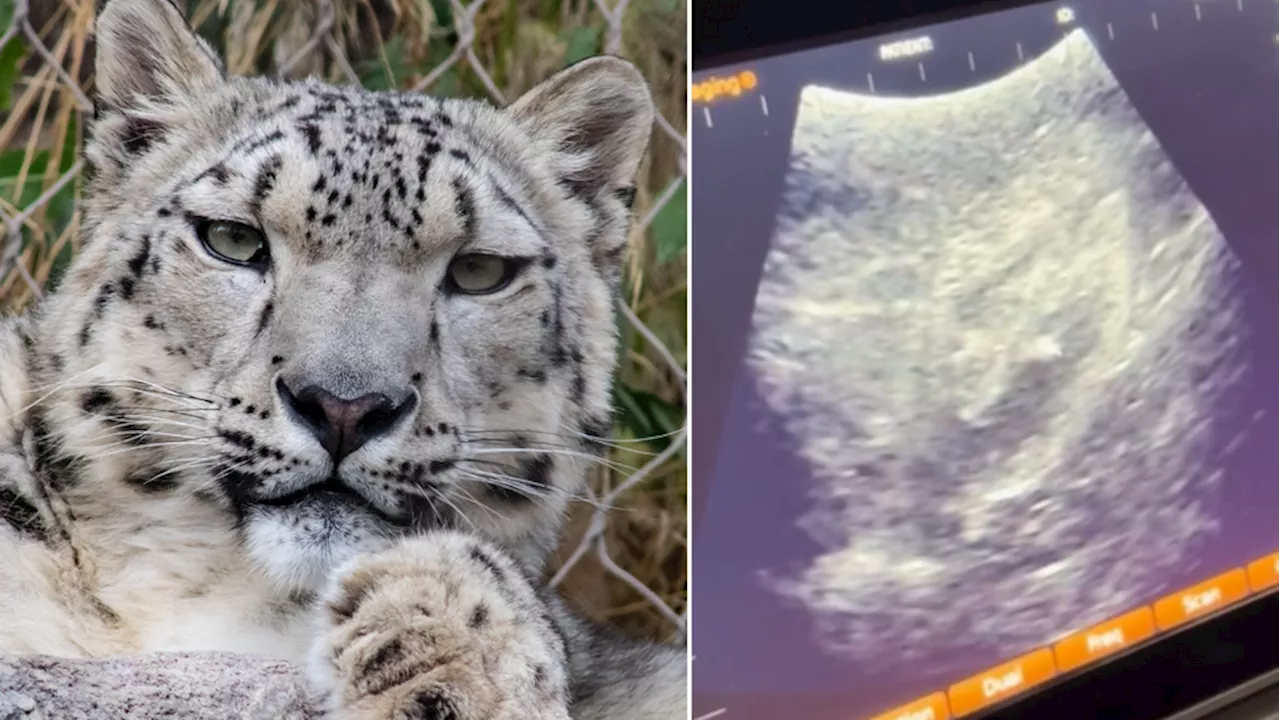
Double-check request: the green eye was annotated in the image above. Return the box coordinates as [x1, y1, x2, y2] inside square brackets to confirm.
[446, 254, 516, 294]
[198, 220, 268, 265]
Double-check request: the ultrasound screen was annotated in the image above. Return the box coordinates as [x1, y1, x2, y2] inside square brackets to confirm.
[689, 2, 1278, 718]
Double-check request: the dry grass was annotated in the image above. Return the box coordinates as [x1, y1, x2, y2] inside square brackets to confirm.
[0, 0, 687, 643]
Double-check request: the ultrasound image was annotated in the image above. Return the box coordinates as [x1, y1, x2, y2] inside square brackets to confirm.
[747, 29, 1249, 671]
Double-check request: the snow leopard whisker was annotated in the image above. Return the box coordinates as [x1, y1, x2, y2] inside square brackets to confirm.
[108, 413, 210, 433]
[112, 405, 220, 418]
[81, 439, 218, 464]
[460, 429, 662, 457]
[6, 368, 103, 421]
[449, 484, 504, 523]
[557, 422, 684, 446]
[434, 490, 476, 532]
[463, 446, 637, 473]
[78, 422, 212, 445]
[37, 382, 217, 411]
[461, 425, 672, 452]
[455, 468, 553, 499]
[455, 466, 615, 511]
[114, 377, 221, 405]
[151, 456, 222, 478]
[126, 456, 227, 487]
[17, 366, 102, 395]
[30, 378, 215, 406]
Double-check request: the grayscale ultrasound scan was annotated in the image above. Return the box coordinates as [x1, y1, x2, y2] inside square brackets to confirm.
[690, 1, 1278, 717]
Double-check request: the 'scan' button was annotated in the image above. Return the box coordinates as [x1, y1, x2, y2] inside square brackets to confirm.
[947, 649, 1056, 717]
[1247, 552, 1278, 592]
[1053, 606, 1155, 673]
[1153, 568, 1249, 631]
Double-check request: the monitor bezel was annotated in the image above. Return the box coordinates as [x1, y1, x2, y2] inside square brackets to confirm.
[690, 0, 1280, 717]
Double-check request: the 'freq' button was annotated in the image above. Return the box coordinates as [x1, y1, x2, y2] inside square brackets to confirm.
[1153, 568, 1249, 631]
[1052, 606, 1155, 673]
[1247, 552, 1278, 592]
[869, 692, 951, 720]
[947, 649, 1056, 717]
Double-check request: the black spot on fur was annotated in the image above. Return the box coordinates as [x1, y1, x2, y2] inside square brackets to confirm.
[79, 388, 114, 414]
[327, 568, 377, 621]
[0, 486, 46, 541]
[196, 162, 231, 184]
[249, 154, 283, 218]
[581, 416, 612, 443]
[237, 129, 285, 155]
[256, 300, 274, 336]
[121, 116, 166, 154]
[218, 468, 263, 515]
[127, 235, 152, 277]
[429, 459, 454, 474]
[92, 282, 115, 317]
[271, 355, 284, 365]
[468, 545, 506, 582]
[615, 185, 637, 209]
[298, 122, 322, 154]
[451, 178, 476, 240]
[557, 175, 592, 200]
[521, 454, 553, 488]
[123, 471, 178, 494]
[117, 275, 136, 300]
[362, 638, 404, 676]
[469, 603, 489, 628]
[405, 692, 458, 720]
[428, 321, 438, 343]
[518, 367, 547, 384]
[88, 596, 124, 628]
[219, 428, 256, 451]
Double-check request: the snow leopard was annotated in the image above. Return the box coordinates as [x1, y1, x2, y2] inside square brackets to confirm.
[0, 0, 686, 718]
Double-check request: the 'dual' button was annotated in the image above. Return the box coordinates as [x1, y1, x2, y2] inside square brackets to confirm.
[1153, 568, 1249, 631]
[947, 649, 1056, 717]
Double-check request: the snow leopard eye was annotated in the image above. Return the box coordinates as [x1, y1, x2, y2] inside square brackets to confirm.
[197, 220, 268, 266]
[446, 254, 519, 294]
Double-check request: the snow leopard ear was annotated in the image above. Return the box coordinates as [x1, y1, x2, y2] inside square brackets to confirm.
[94, 0, 225, 112]
[508, 56, 655, 201]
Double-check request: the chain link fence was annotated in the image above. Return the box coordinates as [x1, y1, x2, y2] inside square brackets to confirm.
[1, 0, 686, 644]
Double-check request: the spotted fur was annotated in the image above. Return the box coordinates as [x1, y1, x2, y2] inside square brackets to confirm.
[0, 0, 684, 717]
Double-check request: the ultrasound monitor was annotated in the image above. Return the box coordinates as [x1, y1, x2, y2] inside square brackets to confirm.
[690, 1, 1278, 718]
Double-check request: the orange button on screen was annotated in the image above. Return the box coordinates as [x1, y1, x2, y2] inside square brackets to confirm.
[1153, 568, 1249, 631]
[1053, 606, 1155, 673]
[869, 692, 951, 720]
[948, 649, 1056, 717]
[1247, 552, 1278, 592]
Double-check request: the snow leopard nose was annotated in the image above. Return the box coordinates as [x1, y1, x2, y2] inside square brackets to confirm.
[276, 378, 416, 465]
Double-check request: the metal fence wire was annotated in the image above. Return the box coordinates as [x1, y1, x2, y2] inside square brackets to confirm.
[0, 0, 687, 645]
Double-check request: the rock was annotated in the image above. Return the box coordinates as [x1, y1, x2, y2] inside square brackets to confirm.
[0, 652, 324, 719]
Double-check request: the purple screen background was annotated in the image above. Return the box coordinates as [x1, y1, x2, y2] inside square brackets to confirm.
[689, 1, 1278, 718]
